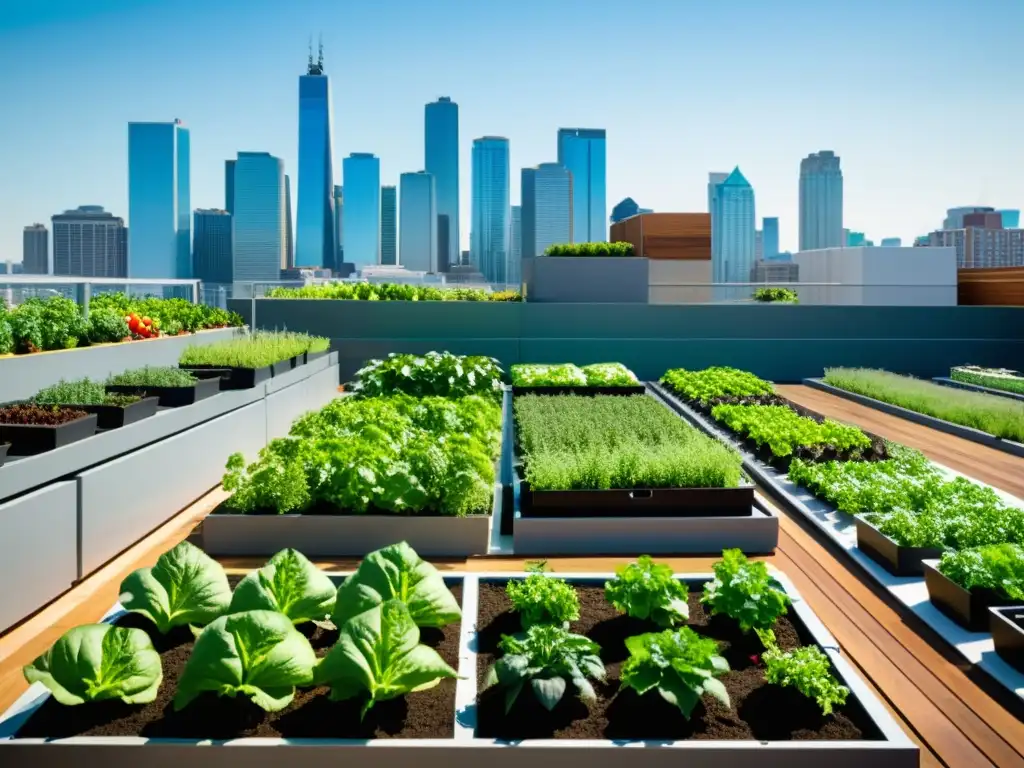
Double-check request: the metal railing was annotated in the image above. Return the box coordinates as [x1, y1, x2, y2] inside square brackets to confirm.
[0, 276, 202, 316]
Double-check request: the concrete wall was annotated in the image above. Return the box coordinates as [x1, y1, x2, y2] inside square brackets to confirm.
[648, 260, 711, 304]
[522, 257, 649, 303]
[229, 300, 1024, 384]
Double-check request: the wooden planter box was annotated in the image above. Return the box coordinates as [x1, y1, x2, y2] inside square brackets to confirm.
[854, 518, 942, 577]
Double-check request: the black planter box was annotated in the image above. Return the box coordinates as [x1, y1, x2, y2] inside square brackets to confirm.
[180, 365, 269, 390]
[0, 442, 8, 468]
[511, 385, 646, 397]
[305, 349, 328, 364]
[271, 359, 292, 377]
[922, 560, 1020, 632]
[106, 375, 222, 408]
[0, 413, 99, 456]
[855, 518, 943, 577]
[990, 607, 1024, 672]
[74, 397, 160, 430]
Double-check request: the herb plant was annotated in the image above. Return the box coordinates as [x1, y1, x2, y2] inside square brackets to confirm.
[605, 556, 690, 627]
[511, 363, 588, 387]
[0, 404, 90, 425]
[23, 624, 162, 706]
[951, 365, 1024, 396]
[762, 645, 849, 715]
[506, 569, 580, 628]
[119, 541, 232, 634]
[660, 366, 775, 404]
[482, 624, 605, 712]
[313, 599, 458, 718]
[307, 335, 331, 353]
[701, 549, 790, 637]
[937, 544, 1024, 600]
[32, 378, 141, 407]
[332, 541, 462, 629]
[711, 403, 872, 458]
[619, 626, 730, 717]
[174, 610, 317, 712]
[229, 548, 337, 625]
[107, 366, 198, 388]
[0, 300, 13, 355]
[351, 351, 505, 400]
[86, 307, 131, 344]
[179, 331, 313, 369]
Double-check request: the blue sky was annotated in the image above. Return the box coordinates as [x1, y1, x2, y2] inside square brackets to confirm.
[0, 0, 1020, 262]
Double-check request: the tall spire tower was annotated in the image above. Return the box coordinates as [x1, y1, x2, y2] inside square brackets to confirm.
[295, 36, 336, 268]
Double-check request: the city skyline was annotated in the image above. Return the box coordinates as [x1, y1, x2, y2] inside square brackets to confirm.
[0, 0, 1021, 265]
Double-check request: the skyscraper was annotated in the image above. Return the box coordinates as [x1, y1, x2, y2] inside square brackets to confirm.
[470, 137, 510, 283]
[22, 224, 48, 274]
[342, 153, 381, 268]
[193, 209, 232, 284]
[880, 237, 902, 247]
[999, 210, 1021, 229]
[521, 163, 572, 260]
[762, 217, 779, 258]
[557, 128, 606, 243]
[380, 185, 397, 266]
[711, 167, 756, 290]
[284, 174, 294, 269]
[295, 41, 336, 268]
[708, 172, 729, 269]
[333, 185, 344, 267]
[231, 152, 286, 283]
[799, 151, 843, 251]
[508, 205, 522, 286]
[51, 206, 127, 277]
[127, 119, 190, 278]
[225, 160, 236, 213]
[610, 198, 651, 223]
[425, 97, 459, 271]
[399, 171, 437, 272]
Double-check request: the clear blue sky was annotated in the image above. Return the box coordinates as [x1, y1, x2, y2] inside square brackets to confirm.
[0, 0, 1020, 262]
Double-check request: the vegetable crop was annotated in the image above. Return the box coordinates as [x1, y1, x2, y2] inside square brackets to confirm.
[710, 403, 873, 459]
[701, 549, 790, 637]
[107, 366, 198, 388]
[605, 556, 690, 627]
[951, 365, 1024, 396]
[937, 543, 1024, 601]
[506, 568, 581, 629]
[229, 548, 337, 625]
[660, 366, 775, 404]
[351, 351, 505, 400]
[179, 331, 315, 369]
[762, 645, 849, 715]
[511, 362, 639, 387]
[32, 378, 141, 407]
[0, 404, 89, 426]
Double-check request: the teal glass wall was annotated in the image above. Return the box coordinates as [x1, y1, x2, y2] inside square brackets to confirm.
[470, 137, 510, 283]
[425, 97, 459, 271]
[557, 128, 606, 243]
[342, 153, 380, 269]
[232, 152, 285, 282]
[296, 74, 336, 268]
[999, 209, 1020, 228]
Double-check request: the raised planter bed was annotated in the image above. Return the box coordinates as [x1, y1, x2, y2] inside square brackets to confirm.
[803, 378, 1024, 459]
[181, 365, 271, 390]
[0, 442, 8, 468]
[74, 397, 160, 430]
[510, 384, 647, 397]
[107, 375, 222, 408]
[990, 607, 1024, 672]
[0, 413, 98, 456]
[854, 518, 942, 577]
[305, 349, 328, 364]
[933, 377, 1024, 403]
[922, 560, 1024, 632]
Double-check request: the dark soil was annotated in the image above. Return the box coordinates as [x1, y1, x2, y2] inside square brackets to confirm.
[0, 404, 90, 426]
[17, 580, 463, 740]
[475, 581, 883, 741]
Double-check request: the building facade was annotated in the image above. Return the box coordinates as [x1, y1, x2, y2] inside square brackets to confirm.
[711, 167, 756, 292]
[127, 119, 190, 278]
[557, 128, 606, 243]
[927, 226, 1024, 268]
[22, 224, 48, 274]
[707, 171, 729, 270]
[943, 206, 993, 230]
[380, 185, 396, 266]
[610, 197, 652, 224]
[751, 259, 798, 283]
[284, 174, 294, 269]
[880, 237, 902, 247]
[333, 185, 344, 267]
[999, 209, 1020, 229]
[521, 163, 572, 260]
[231, 152, 286, 283]
[470, 137, 510, 283]
[192, 209, 232, 284]
[51, 206, 127, 277]
[508, 205, 522, 287]
[225, 160, 235, 213]
[762, 217, 779, 258]
[398, 172, 437, 272]
[798, 150, 843, 251]
[425, 97, 460, 271]
[295, 46, 336, 268]
[341, 153, 381, 269]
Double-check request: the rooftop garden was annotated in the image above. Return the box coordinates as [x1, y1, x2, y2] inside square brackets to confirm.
[543, 242, 635, 257]
[263, 282, 521, 301]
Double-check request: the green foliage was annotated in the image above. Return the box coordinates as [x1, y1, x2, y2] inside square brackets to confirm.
[581, 362, 639, 386]
[710, 403, 872, 458]
[7, 304, 43, 353]
[351, 351, 505, 400]
[482, 624, 605, 712]
[823, 367, 1024, 442]
[619, 626, 730, 718]
[753, 287, 799, 304]
[506, 572, 581, 629]
[543, 242, 635, 257]
[605, 556, 690, 627]
[87, 307, 131, 344]
[173, 610, 317, 712]
[179, 331, 314, 368]
[660, 366, 775, 404]
[229, 548, 337, 625]
[264, 282, 522, 302]
[118, 541, 232, 634]
[332, 541, 462, 629]
[313, 599, 458, 719]
[307, 335, 331, 353]
[701, 549, 790, 634]
[23, 624, 162, 706]
[107, 366, 198, 388]
[937, 544, 1024, 600]
[90, 292, 243, 333]
[515, 394, 743, 490]
[762, 645, 849, 715]
[0, 301, 14, 355]
[7, 296, 87, 352]
[511, 362, 639, 388]
[951, 366, 1024, 396]
[32, 378, 140, 407]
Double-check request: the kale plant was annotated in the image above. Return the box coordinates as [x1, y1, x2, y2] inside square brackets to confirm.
[605, 556, 690, 627]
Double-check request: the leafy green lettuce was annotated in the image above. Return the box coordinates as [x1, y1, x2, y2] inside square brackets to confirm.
[604, 556, 690, 627]
[228, 548, 337, 624]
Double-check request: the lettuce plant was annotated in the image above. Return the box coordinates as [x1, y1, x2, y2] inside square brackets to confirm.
[118, 541, 232, 634]
[314, 599, 458, 718]
[333, 542, 461, 629]
[619, 626, 730, 718]
[701, 549, 790, 639]
[937, 543, 1024, 600]
[174, 610, 317, 712]
[23, 624, 162, 705]
[482, 624, 605, 712]
[229, 548, 337, 625]
[605, 556, 690, 627]
[710, 403, 872, 458]
[762, 644, 849, 715]
[506, 567, 580, 629]
[351, 351, 505, 400]
[660, 366, 775, 404]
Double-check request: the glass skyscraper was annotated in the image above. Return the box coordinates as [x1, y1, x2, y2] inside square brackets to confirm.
[193, 209, 232, 284]
[380, 185, 397, 266]
[127, 120, 190, 278]
[762, 217, 779, 258]
[425, 97, 459, 271]
[284, 174, 294, 269]
[333, 185, 344, 267]
[557, 128, 606, 243]
[711, 167, 756, 293]
[52, 206, 127, 278]
[521, 163, 572, 260]
[231, 152, 286, 283]
[508, 205, 522, 287]
[342, 153, 381, 269]
[470, 137, 510, 283]
[295, 45, 336, 268]
[399, 171, 437, 272]
[799, 151, 844, 250]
